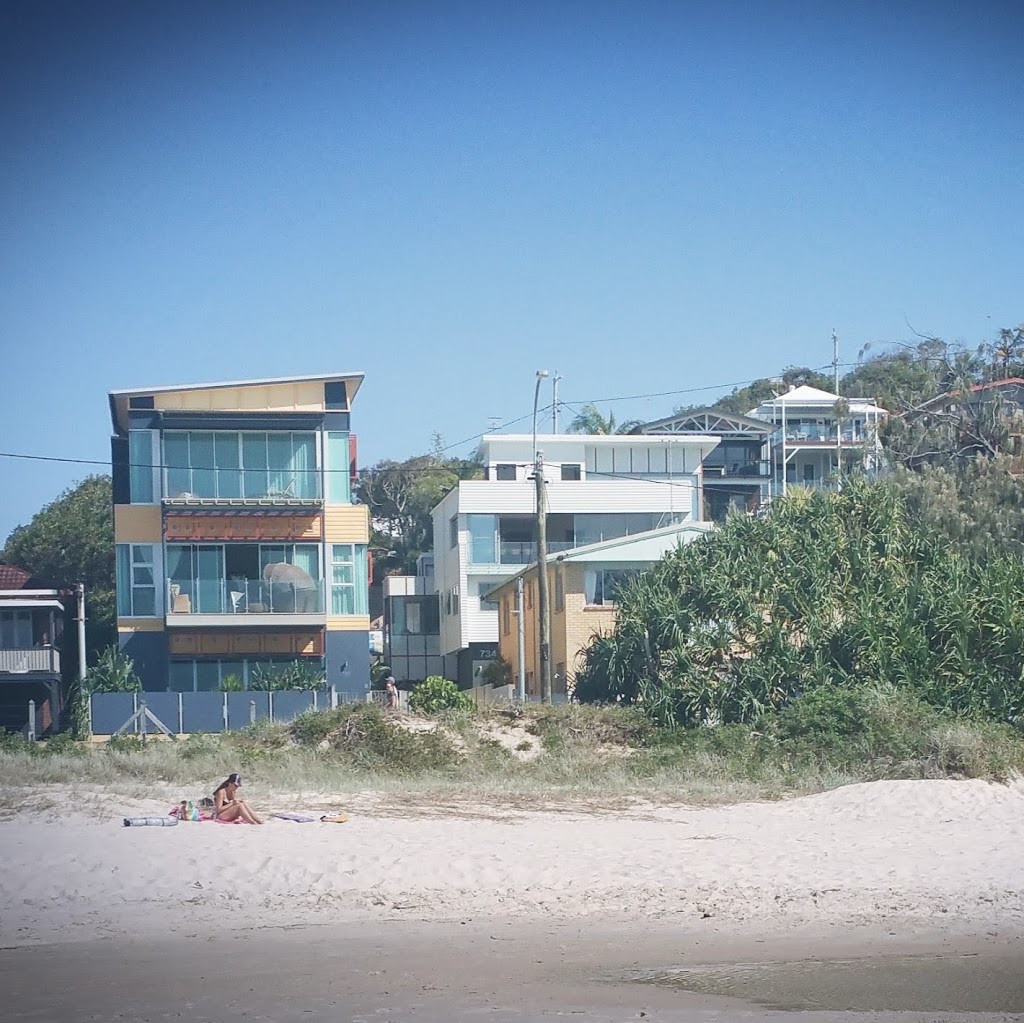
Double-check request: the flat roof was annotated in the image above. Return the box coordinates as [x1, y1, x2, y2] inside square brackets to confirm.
[482, 433, 720, 445]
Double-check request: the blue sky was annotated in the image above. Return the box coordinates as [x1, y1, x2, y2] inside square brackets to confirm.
[1, 0, 1022, 543]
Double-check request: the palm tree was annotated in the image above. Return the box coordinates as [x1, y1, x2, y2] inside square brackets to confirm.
[567, 403, 641, 435]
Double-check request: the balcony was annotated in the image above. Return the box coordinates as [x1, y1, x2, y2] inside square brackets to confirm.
[166, 578, 326, 626]
[0, 648, 60, 674]
[163, 468, 322, 506]
[702, 460, 769, 479]
[496, 541, 575, 565]
[779, 426, 865, 445]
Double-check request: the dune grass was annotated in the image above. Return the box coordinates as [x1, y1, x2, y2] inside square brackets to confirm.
[1, 690, 1021, 812]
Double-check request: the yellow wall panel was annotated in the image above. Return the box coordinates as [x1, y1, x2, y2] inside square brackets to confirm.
[326, 615, 371, 632]
[324, 505, 370, 543]
[153, 381, 325, 413]
[114, 505, 162, 543]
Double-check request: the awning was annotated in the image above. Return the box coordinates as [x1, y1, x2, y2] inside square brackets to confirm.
[0, 599, 64, 610]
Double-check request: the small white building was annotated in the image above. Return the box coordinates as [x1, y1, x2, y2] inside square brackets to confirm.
[431, 432, 719, 685]
[749, 385, 886, 492]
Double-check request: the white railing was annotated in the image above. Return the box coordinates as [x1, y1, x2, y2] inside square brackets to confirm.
[0, 648, 60, 673]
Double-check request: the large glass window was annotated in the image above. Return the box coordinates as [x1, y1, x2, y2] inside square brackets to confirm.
[326, 432, 351, 503]
[331, 544, 368, 615]
[167, 657, 323, 692]
[0, 610, 32, 647]
[166, 543, 321, 614]
[128, 431, 154, 503]
[163, 431, 320, 500]
[116, 544, 157, 617]
[468, 515, 497, 564]
[584, 568, 637, 607]
[390, 595, 440, 636]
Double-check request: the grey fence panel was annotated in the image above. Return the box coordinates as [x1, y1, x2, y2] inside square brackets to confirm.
[227, 691, 270, 729]
[270, 690, 315, 723]
[181, 692, 226, 733]
[139, 693, 181, 734]
[91, 693, 135, 734]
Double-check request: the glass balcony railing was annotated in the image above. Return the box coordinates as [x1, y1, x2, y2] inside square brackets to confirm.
[497, 541, 575, 565]
[167, 578, 325, 615]
[164, 469, 322, 502]
[702, 460, 770, 478]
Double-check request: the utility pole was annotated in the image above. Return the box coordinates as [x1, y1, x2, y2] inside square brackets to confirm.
[76, 582, 87, 683]
[515, 576, 526, 701]
[534, 450, 553, 703]
[551, 372, 562, 433]
[833, 329, 842, 480]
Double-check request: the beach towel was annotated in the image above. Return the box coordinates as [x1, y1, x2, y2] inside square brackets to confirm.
[272, 813, 316, 823]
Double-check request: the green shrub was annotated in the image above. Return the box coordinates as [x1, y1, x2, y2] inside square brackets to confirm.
[409, 676, 473, 715]
[106, 734, 146, 753]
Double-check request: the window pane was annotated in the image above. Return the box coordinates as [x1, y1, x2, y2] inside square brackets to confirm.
[116, 546, 132, 616]
[215, 434, 241, 499]
[332, 584, 354, 615]
[242, 434, 268, 497]
[164, 434, 191, 498]
[291, 434, 317, 499]
[190, 432, 216, 498]
[132, 587, 156, 616]
[267, 434, 292, 495]
[326, 432, 350, 503]
[333, 564, 354, 585]
[468, 515, 497, 564]
[133, 566, 154, 586]
[132, 545, 152, 565]
[195, 661, 220, 692]
[169, 662, 195, 692]
[129, 431, 153, 503]
[195, 547, 225, 613]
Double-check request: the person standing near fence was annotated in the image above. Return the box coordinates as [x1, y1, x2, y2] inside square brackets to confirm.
[384, 676, 399, 710]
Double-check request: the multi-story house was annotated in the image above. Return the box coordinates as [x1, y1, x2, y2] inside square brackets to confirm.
[108, 373, 371, 695]
[748, 385, 886, 492]
[431, 432, 720, 686]
[0, 565, 67, 734]
[635, 408, 773, 520]
[486, 521, 712, 698]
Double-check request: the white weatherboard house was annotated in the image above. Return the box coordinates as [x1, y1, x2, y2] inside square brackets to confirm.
[749, 385, 887, 493]
[431, 432, 719, 686]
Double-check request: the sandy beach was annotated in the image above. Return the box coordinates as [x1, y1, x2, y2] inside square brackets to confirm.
[3, 777, 1024, 947]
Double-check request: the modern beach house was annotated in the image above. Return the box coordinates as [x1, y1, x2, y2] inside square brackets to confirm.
[108, 373, 371, 695]
[430, 432, 720, 688]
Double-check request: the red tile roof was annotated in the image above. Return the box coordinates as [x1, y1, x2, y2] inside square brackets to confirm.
[0, 565, 33, 589]
[969, 377, 1024, 393]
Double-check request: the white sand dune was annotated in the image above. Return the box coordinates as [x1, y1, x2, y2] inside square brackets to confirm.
[2, 778, 1023, 947]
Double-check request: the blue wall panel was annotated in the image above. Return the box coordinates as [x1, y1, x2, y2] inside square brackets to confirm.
[181, 692, 225, 733]
[325, 631, 370, 696]
[118, 632, 168, 691]
[90, 693, 135, 734]
[271, 690, 314, 722]
[227, 691, 270, 729]
[138, 692, 181, 733]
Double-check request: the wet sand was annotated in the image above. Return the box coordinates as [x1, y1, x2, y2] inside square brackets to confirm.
[3, 919, 1022, 1022]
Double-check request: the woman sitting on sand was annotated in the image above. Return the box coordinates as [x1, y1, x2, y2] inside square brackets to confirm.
[213, 773, 264, 824]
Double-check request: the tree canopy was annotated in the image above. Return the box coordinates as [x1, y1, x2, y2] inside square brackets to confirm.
[575, 481, 1024, 727]
[566, 403, 641, 435]
[355, 450, 482, 576]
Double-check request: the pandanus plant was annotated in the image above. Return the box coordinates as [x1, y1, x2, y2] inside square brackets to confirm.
[575, 480, 1024, 727]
